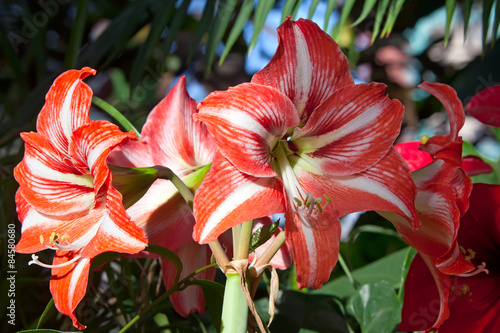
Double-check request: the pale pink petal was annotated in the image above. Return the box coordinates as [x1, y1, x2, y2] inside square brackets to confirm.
[193, 153, 286, 243]
[50, 251, 92, 330]
[196, 83, 300, 177]
[37, 68, 95, 157]
[292, 83, 404, 175]
[252, 18, 354, 122]
[162, 240, 214, 317]
[142, 76, 216, 170]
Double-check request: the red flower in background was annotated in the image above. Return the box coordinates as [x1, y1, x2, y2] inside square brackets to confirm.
[193, 18, 418, 289]
[14, 68, 147, 329]
[401, 183, 499, 333]
[109, 77, 218, 317]
[465, 85, 500, 126]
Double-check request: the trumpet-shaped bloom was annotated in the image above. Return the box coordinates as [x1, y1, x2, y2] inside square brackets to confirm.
[401, 183, 499, 332]
[108, 77, 218, 317]
[384, 82, 477, 331]
[14, 68, 147, 330]
[193, 18, 418, 289]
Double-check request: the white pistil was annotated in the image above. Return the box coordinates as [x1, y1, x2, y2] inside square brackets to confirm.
[29, 253, 82, 269]
[457, 261, 489, 277]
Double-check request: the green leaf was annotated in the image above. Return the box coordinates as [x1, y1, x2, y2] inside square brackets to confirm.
[162, 0, 191, 56]
[64, 0, 89, 70]
[92, 96, 141, 137]
[187, 0, 217, 63]
[205, 0, 239, 76]
[482, 0, 495, 55]
[351, 0, 378, 27]
[372, 0, 390, 42]
[90, 251, 122, 270]
[397, 247, 416, 303]
[444, 0, 457, 47]
[381, 0, 406, 38]
[324, 0, 339, 31]
[462, 141, 500, 184]
[313, 247, 410, 298]
[331, 0, 355, 40]
[491, 0, 500, 47]
[348, 224, 402, 242]
[188, 279, 225, 333]
[281, 0, 299, 22]
[248, 0, 276, 51]
[347, 281, 401, 333]
[291, 0, 304, 20]
[130, 1, 175, 89]
[219, 0, 254, 65]
[463, 0, 473, 40]
[36, 298, 54, 329]
[146, 244, 183, 283]
[308, 0, 322, 20]
[249, 221, 279, 252]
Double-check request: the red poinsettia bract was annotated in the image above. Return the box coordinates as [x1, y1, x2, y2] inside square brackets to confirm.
[14, 68, 147, 329]
[401, 183, 499, 333]
[193, 18, 418, 289]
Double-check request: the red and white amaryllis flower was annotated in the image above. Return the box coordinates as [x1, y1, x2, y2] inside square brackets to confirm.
[14, 68, 147, 330]
[108, 77, 218, 317]
[386, 82, 479, 331]
[193, 18, 418, 289]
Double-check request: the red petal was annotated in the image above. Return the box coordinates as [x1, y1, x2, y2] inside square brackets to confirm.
[193, 153, 285, 243]
[316, 148, 419, 229]
[108, 140, 155, 168]
[162, 240, 214, 317]
[418, 82, 464, 142]
[14, 132, 94, 217]
[141, 76, 216, 170]
[292, 83, 404, 175]
[37, 68, 95, 158]
[81, 184, 147, 258]
[395, 141, 434, 172]
[69, 120, 137, 196]
[126, 179, 194, 251]
[461, 156, 493, 176]
[252, 18, 354, 122]
[196, 83, 299, 177]
[399, 253, 450, 332]
[50, 251, 91, 331]
[465, 85, 500, 126]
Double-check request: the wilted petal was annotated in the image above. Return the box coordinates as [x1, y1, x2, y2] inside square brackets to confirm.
[292, 83, 404, 175]
[142, 76, 216, 170]
[50, 251, 92, 331]
[193, 153, 285, 244]
[465, 85, 500, 126]
[37, 67, 95, 157]
[196, 83, 299, 177]
[161, 240, 215, 317]
[252, 18, 354, 122]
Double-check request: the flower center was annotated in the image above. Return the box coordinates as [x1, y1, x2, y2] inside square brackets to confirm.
[458, 245, 490, 277]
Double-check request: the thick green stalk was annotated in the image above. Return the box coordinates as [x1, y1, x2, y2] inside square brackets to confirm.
[221, 273, 248, 333]
[92, 96, 140, 138]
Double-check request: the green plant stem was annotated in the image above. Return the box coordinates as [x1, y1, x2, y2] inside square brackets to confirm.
[338, 253, 358, 288]
[92, 96, 141, 138]
[235, 220, 253, 260]
[209, 241, 230, 268]
[221, 273, 248, 333]
[64, 0, 89, 70]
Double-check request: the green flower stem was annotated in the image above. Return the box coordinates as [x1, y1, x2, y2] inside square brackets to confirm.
[254, 229, 286, 268]
[338, 253, 358, 288]
[209, 241, 230, 269]
[92, 96, 140, 138]
[221, 273, 249, 333]
[235, 220, 253, 260]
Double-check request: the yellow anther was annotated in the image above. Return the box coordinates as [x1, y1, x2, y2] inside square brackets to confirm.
[49, 232, 56, 244]
[39, 235, 44, 245]
[294, 197, 302, 207]
[316, 201, 323, 213]
[459, 284, 471, 296]
[421, 135, 429, 144]
[60, 234, 70, 241]
[467, 248, 476, 260]
[323, 194, 332, 204]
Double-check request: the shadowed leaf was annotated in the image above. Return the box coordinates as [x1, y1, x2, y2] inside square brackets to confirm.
[220, 0, 254, 65]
